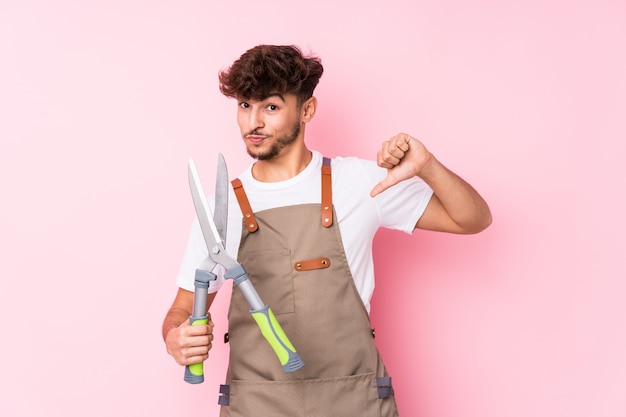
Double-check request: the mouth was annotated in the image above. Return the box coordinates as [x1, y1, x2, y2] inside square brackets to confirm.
[245, 134, 268, 145]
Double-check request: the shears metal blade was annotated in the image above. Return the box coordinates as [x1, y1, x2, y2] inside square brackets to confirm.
[188, 156, 236, 270]
[214, 153, 229, 246]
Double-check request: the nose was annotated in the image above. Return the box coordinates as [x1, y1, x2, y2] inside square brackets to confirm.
[247, 108, 265, 132]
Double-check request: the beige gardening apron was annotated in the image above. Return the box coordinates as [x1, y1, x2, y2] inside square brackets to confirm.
[218, 158, 399, 417]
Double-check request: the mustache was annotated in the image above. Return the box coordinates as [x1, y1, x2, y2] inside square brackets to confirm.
[245, 129, 270, 137]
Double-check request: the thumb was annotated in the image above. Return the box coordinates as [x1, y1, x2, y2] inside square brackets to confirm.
[370, 173, 399, 197]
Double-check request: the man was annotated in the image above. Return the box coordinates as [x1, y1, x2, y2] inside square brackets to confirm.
[163, 45, 491, 416]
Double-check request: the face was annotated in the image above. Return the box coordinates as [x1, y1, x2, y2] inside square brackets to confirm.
[236, 93, 303, 161]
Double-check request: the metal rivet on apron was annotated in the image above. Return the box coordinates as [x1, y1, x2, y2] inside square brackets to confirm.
[296, 263, 302, 269]
[245, 213, 251, 218]
[324, 218, 330, 223]
[321, 259, 328, 265]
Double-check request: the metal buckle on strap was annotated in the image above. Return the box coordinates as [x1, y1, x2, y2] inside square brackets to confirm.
[218, 384, 230, 406]
[376, 377, 393, 398]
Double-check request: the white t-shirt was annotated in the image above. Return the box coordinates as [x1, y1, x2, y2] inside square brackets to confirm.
[176, 150, 433, 312]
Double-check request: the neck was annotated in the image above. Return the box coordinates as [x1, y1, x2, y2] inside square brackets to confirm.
[251, 145, 313, 182]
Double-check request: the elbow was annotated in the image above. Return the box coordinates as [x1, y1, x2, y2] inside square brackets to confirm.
[476, 216, 493, 234]
[452, 205, 492, 235]
[465, 209, 493, 234]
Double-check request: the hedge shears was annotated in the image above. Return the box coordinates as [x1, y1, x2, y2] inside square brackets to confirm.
[184, 154, 304, 384]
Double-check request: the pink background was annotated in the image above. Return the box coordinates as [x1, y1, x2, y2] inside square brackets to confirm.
[1, 1, 625, 416]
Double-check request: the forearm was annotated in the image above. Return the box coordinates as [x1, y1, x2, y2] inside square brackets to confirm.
[162, 306, 191, 342]
[417, 156, 492, 233]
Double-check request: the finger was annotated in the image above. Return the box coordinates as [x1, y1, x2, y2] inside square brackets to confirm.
[370, 173, 399, 197]
[186, 342, 212, 357]
[186, 333, 214, 347]
[394, 133, 411, 151]
[388, 136, 409, 158]
[380, 137, 410, 167]
[376, 141, 388, 164]
[370, 182, 384, 198]
[377, 143, 401, 168]
[185, 323, 213, 337]
[184, 348, 211, 365]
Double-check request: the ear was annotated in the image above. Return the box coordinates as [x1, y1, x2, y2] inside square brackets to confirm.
[300, 96, 317, 123]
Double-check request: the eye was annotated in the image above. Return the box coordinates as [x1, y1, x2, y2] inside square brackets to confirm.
[267, 104, 278, 111]
[239, 102, 250, 109]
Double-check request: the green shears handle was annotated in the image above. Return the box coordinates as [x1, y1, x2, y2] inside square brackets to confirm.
[184, 269, 215, 384]
[184, 315, 209, 383]
[225, 263, 304, 373]
[250, 306, 304, 372]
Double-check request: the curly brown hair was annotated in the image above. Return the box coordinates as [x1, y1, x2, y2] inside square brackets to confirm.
[219, 45, 323, 106]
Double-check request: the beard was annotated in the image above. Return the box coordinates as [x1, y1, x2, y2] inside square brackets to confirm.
[246, 121, 301, 161]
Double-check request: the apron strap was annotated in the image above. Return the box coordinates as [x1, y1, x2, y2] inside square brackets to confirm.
[321, 157, 333, 228]
[232, 157, 333, 231]
[231, 178, 258, 232]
